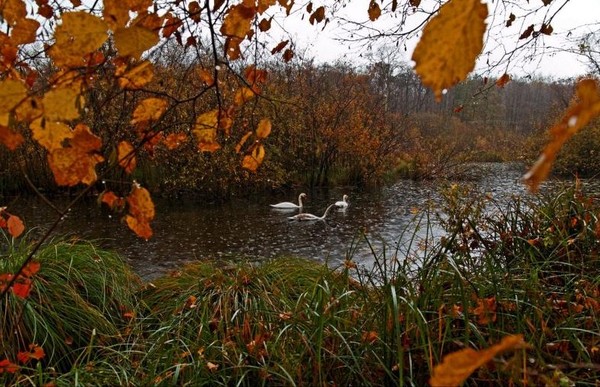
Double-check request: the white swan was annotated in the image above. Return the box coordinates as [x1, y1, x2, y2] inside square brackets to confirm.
[288, 204, 336, 221]
[270, 193, 307, 209]
[335, 194, 349, 208]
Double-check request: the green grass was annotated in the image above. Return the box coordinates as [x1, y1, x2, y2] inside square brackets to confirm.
[2, 182, 600, 385]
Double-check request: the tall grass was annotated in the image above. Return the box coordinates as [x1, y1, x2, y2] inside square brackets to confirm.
[2, 181, 600, 385]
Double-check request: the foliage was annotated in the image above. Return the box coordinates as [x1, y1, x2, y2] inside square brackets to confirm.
[552, 119, 600, 178]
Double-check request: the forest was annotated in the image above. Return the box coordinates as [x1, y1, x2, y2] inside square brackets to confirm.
[1, 0, 600, 385]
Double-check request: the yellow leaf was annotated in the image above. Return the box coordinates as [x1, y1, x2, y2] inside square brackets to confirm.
[368, 0, 381, 21]
[130, 97, 168, 128]
[11, 19, 40, 45]
[221, 4, 256, 38]
[429, 335, 528, 387]
[235, 131, 253, 153]
[48, 12, 108, 67]
[118, 140, 136, 174]
[117, 60, 155, 89]
[14, 97, 43, 122]
[242, 144, 265, 172]
[412, 0, 488, 101]
[0, 79, 27, 113]
[125, 184, 155, 239]
[43, 83, 83, 121]
[103, 0, 131, 29]
[114, 26, 159, 59]
[30, 118, 73, 151]
[524, 78, 600, 192]
[256, 118, 271, 139]
[194, 128, 221, 152]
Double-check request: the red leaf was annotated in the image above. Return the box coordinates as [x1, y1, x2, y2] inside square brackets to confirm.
[7, 214, 24, 237]
[0, 359, 19, 373]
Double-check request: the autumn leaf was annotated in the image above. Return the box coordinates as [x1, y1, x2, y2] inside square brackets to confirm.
[42, 83, 83, 121]
[235, 131, 253, 153]
[242, 144, 265, 172]
[48, 12, 108, 67]
[505, 13, 515, 27]
[368, 0, 381, 21]
[17, 344, 45, 364]
[244, 65, 268, 85]
[118, 141, 137, 174]
[11, 19, 40, 45]
[283, 48, 294, 62]
[496, 73, 510, 88]
[309, 6, 325, 25]
[197, 68, 214, 86]
[0, 359, 19, 374]
[429, 335, 529, 387]
[130, 98, 168, 129]
[100, 191, 126, 210]
[30, 119, 73, 151]
[163, 14, 182, 38]
[540, 23, 553, 35]
[519, 24, 535, 40]
[412, 0, 488, 101]
[271, 40, 289, 54]
[524, 78, 600, 191]
[125, 183, 155, 239]
[7, 214, 24, 237]
[0, 79, 27, 113]
[470, 296, 497, 325]
[163, 132, 188, 149]
[117, 60, 155, 89]
[48, 124, 104, 186]
[114, 26, 159, 59]
[0, 125, 24, 150]
[103, 0, 130, 29]
[256, 118, 271, 139]
[221, 4, 256, 39]
[258, 18, 271, 32]
[234, 87, 255, 106]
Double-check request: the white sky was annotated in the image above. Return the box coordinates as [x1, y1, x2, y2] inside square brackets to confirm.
[272, 0, 600, 79]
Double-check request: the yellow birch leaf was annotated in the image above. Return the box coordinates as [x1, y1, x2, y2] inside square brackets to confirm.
[242, 144, 265, 172]
[412, 0, 488, 101]
[103, 0, 131, 29]
[0, 79, 26, 113]
[2, 0, 26, 26]
[48, 12, 108, 67]
[11, 19, 40, 45]
[114, 26, 159, 59]
[235, 130, 253, 153]
[30, 118, 73, 151]
[118, 140, 137, 174]
[221, 4, 256, 38]
[43, 83, 83, 121]
[130, 97, 168, 128]
[256, 118, 271, 139]
[429, 335, 528, 387]
[368, 0, 381, 21]
[0, 124, 24, 150]
[524, 78, 600, 192]
[117, 60, 154, 89]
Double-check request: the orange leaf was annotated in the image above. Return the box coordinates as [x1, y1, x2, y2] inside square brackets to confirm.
[470, 296, 497, 325]
[221, 4, 256, 39]
[2, 0, 26, 25]
[12, 277, 33, 298]
[368, 0, 381, 21]
[118, 141, 137, 174]
[0, 359, 19, 374]
[0, 124, 24, 150]
[429, 335, 528, 387]
[412, 0, 488, 101]
[0, 79, 27, 113]
[235, 131, 253, 153]
[30, 119, 73, 151]
[495, 73, 511, 88]
[22, 261, 40, 277]
[7, 214, 24, 237]
[103, 0, 130, 29]
[11, 18, 40, 45]
[125, 184, 154, 239]
[197, 68, 214, 86]
[42, 82, 83, 121]
[524, 78, 600, 192]
[17, 344, 45, 364]
[163, 132, 188, 150]
[100, 191, 125, 210]
[244, 65, 268, 84]
[256, 118, 271, 139]
[242, 144, 265, 172]
[234, 87, 255, 106]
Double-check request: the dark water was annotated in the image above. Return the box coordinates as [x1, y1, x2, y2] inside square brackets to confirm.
[5, 163, 586, 279]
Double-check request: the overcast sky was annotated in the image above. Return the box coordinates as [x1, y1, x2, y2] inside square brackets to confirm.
[273, 0, 600, 79]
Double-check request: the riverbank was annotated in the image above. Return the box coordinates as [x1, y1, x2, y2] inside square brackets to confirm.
[2, 182, 600, 385]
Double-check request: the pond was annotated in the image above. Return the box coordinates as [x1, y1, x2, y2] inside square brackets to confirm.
[5, 163, 584, 280]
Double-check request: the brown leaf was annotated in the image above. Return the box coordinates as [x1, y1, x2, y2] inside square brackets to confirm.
[125, 184, 154, 239]
[234, 87, 255, 106]
[283, 48, 294, 62]
[244, 65, 268, 84]
[470, 296, 497, 325]
[540, 23, 553, 35]
[48, 12, 108, 67]
[505, 13, 515, 27]
[117, 60, 155, 89]
[271, 40, 289, 54]
[103, 0, 130, 29]
[118, 140, 137, 174]
[524, 78, 600, 192]
[368, 0, 381, 21]
[11, 19, 40, 45]
[235, 131, 253, 153]
[0, 79, 27, 113]
[114, 26, 159, 59]
[242, 144, 265, 172]
[163, 14, 182, 38]
[495, 73, 510, 88]
[411, 0, 488, 101]
[258, 17, 271, 32]
[429, 335, 529, 387]
[519, 24, 535, 40]
[409, 0, 420, 6]
[221, 4, 256, 38]
[309, 6, 325, 25]
[0, 125, 24, 150]
[130, 98, 168, 129]
[2, 0, 26, 25]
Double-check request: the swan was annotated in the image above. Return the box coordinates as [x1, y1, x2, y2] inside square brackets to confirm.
[288, 204, 336, 221]
[335, 194, 349, 208]
[270, 193, 307, 209]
